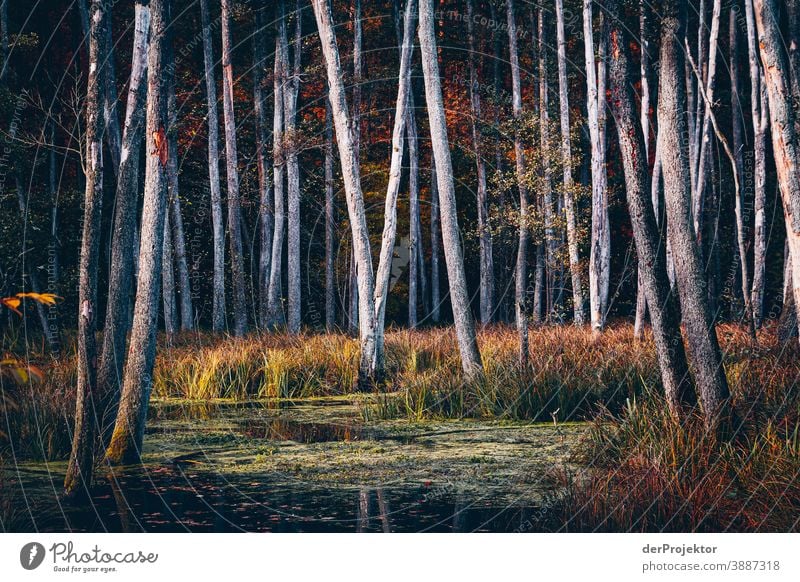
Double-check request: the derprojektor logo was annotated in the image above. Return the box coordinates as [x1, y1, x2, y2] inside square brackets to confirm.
[19, 542, 46, 570]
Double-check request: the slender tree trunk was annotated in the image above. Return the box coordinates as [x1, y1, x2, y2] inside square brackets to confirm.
[254, 0, 273, 329]
[165, 31, 193, 332]
[325, 94, 336, 331]
[348, 0, 363, 336]
[539, 6, 557, 322]
[466, 0, 494, 325]
[285, 0, 302, 334]
[658, 3, 730, 430]
[692, 0, 722, 243]
[220, 0, 247, 336]
[64, 0, 108, 497]
[162, 214, 177, 338]
[584, 0, 610, 335]
[744, 0, 769, 329]
[606, 0, 695, 417]
[556, 0, 585, 326]
[419, 0, 482, 376]
[199, 0, 226, 333]
[729, 9, 754, 332]
[106, 0, 171, 464]
[507, 0, 529, 364]
[312, 0, 379, 387]
[372, 0, 415, 374]
[430, 162, 441, 323]
[754, 0, 800, 341]
[267, 9, 287, 329]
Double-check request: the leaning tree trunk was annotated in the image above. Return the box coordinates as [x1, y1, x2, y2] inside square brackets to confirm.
[97, 2, 150, 417]
[507, 0, 529, 365]
[312, 0, 379, 387]
[556, 0, 585, 326]
[753, 0, 800, 341]
[372, 0, 415, 375]
[467, 0, 494, 325]
[106, 0, 171, 464]
[606, 0, 696, 418]
[285, 0, 302, 334]
[253, 0, 273, 329]
[267, 10, 287, 329]
[584, 0, 610, 336]
[220, 0, 247, 336]
[658, 3, 731, 430]
[64, 0, 108, 498]
[199, 0, 226, 333]
[419, 0, 483, 377]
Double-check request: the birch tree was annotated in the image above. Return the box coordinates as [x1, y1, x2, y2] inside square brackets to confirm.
[419, 0, 482, 376]
[555, 0, 585, 325]
[325, 94, 336, 331]
[285, 1, 302, 334]
[584, 0, 610, 335]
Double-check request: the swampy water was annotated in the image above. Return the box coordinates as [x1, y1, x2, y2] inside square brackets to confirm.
[3, 397, 587, 532]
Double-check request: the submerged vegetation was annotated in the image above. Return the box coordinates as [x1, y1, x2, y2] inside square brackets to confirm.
[3, 323, 799, 531]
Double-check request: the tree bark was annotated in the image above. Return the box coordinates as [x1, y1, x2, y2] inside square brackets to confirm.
[253, 0, 273, 329]
[606, 0, 695, 417]
[162, 213, 177, 337]
[267, 8, 287, 329]
[106, 0, 171, 464]
[419, 0, 482, 377]
[753, 0, 800, 341]
[325, 93, 336, 331]
[372, 0, 415, 374]
[220, 0, 247, 336]
[64, 0, 107, 498]
[539, 6, 557, 322]
[658, 3, 731, 429]
[467, 0, 494, 325]
[285, 0, 302, 334]
[312, 0, 379, 387]
[507, 0, 529, 365]
[556, 0, 585, 326]
[584, 0, 610, 335]
[430, 162, 441, 323]
[199, 0, 226, 333]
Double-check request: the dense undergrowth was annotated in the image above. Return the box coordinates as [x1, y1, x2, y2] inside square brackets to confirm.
[2, 323, 798, 531]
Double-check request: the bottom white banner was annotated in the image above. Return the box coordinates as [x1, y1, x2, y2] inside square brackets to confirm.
[1, 533, 797, 581]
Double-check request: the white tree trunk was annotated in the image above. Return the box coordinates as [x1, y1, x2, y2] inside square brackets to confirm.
[285, 1, 302, 334]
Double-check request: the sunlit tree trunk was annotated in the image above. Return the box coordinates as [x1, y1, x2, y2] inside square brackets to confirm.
[430, 163, 441, 323]
[64, 0, 107, 498]
[106, 0, 171, 464]
[658, 2, 730, 430]
[220, 0, 247, 336]
[419, 0, 482, 376]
